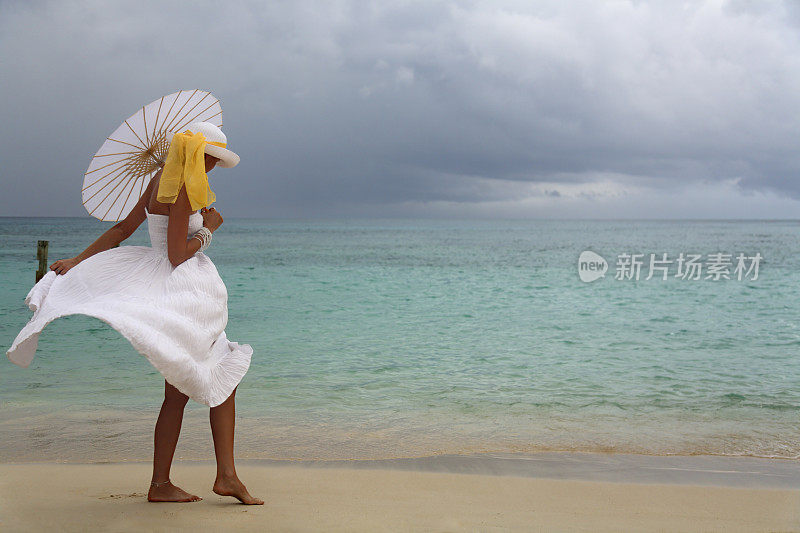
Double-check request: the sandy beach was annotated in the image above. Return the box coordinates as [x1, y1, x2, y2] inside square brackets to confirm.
[1, 454, 799, 532]
[5, 0, 800, 531]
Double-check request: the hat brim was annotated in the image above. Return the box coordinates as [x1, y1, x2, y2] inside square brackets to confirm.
[205, 145, 240, 168]
[165, 130, 240, 168]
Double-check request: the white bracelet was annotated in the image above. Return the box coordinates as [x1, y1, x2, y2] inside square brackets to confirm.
[198, 228, 212, 252]
[192, 227, 213, 253]
[199, 227, 212, 251]
[191, 233, 205, 252]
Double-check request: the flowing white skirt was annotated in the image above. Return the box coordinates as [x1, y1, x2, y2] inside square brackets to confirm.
[6, 246, 252, 407]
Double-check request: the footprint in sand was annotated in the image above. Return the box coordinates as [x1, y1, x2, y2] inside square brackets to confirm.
[100, 493, 146, 499]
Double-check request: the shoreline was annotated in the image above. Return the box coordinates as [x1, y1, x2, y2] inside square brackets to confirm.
[4, 451, 800, 489]
[3, 404, 800, 463]
[1, 454, 799, 532]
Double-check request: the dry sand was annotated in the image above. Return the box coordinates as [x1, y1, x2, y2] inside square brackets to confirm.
[1, 459, 799, 532]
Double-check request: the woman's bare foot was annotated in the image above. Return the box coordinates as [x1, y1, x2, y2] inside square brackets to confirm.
[147, 481, 202, 503]
[212, 475, 264, 505]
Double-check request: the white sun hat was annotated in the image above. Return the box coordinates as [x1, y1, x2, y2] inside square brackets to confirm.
[167, 121, 240, 168]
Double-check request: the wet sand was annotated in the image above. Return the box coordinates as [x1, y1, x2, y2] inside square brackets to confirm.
[1, 453, 799, 532]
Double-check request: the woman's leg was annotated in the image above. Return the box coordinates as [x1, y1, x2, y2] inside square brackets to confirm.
[148, 380, 201, 502]
[210, 386, 264, 504]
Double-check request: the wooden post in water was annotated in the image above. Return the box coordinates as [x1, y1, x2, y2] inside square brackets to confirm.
[35, 240, 49, 282]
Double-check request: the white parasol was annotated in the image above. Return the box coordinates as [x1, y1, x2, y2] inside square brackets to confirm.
[82, 89, 223, 221]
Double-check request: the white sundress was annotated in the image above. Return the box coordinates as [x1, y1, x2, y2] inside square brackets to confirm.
[5, 207, 252, 407]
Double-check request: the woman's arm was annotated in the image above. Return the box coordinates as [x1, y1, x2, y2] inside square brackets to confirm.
[167, 185, 222, 267]
[170, 231, 203, 267]
[50, 172, 160, 275]
[50, 224, 124, 275]
[74, 224, 127, 262]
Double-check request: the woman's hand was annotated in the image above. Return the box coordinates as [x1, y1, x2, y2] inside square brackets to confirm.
[50, 257, 80, 275]
[200, 207, 223, 233]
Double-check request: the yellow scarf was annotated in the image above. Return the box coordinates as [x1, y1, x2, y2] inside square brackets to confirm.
[157, 130, 219, 211]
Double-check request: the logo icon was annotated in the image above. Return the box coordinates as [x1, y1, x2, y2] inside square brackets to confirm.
[578, 251, 607, 283]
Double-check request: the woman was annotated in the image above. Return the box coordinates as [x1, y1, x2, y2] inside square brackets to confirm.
[6, 121, 263, 505]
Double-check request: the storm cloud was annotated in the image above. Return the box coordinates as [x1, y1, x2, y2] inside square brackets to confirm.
[2, 0, 800, 218]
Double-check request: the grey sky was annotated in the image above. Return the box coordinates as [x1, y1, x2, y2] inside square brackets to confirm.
[2, 0, 800, 218]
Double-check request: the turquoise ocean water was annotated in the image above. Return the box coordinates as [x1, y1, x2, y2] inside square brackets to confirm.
[1, 217, 799, 462]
